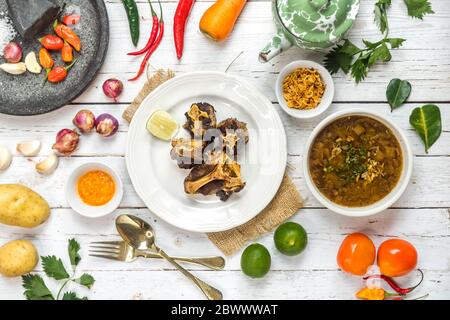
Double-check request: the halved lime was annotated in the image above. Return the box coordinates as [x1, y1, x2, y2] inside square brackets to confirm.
[146, 110, 179, 141]
[240, 243, 271, 278]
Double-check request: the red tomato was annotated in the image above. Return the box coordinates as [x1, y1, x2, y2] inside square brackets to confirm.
[377, 239, 417, 277]
[337, 233, 376, 276]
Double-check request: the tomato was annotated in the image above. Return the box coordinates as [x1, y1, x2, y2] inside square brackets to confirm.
[337, 233, 376, 275]
[377, 239, 417, 277]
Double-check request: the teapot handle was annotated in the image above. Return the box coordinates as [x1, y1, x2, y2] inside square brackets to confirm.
[259, 29, 292, 63]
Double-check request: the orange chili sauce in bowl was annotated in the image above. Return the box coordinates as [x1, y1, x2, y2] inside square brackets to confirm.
[77, 170, 116, 206]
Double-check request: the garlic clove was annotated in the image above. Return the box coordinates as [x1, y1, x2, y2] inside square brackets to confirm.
[35, 152, 59, 174]
[0, 62, 27, 75]
[25, 52, 42, 74]
[0, 146, 12, 171]
[17, 140, 41, 156]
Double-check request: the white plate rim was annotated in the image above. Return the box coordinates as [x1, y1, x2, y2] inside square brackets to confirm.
[125, 71, 287, 232]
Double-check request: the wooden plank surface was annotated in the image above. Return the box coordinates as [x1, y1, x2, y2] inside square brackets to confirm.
[0, 0, 449, 300]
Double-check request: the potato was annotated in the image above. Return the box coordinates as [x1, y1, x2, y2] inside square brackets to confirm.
[0, 184, 50, 228]
[0, 240, 39, 277]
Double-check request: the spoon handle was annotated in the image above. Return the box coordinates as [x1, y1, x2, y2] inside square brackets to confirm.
[156, 247, 223, 300]
[145, 254, 225, 270]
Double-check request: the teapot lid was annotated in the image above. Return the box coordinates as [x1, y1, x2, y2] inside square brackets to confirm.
[276, 0, 360, 45]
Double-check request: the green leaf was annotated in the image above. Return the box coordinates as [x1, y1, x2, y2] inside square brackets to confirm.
[42, 256, 70, 280]
[62, 291, 88, 300]
[386, 38, 406, 49]
[351, 58, 369, 83]
[368, 43, 392, 66]
[374, 0, 391, 34]
[22, 274, 54, 300]
[340, 39, 360, 56]
[68, 238, 81, 267]
[324, 45, 352, 74]
[410, 104, 442, 153]
[386, 78, 412, 110]
[404, 0, 434, 19]
[76, 273, 95, 289]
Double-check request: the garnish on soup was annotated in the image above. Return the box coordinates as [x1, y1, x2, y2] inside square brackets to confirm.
[282, 68, 325, 110]
[77, 170, 115, 206]
[309, 116, 402, 207]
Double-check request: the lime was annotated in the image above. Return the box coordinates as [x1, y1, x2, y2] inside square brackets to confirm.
[146, 110, 178, 141]
[240, 243, 271, 278]
[274, 222, 308, 256]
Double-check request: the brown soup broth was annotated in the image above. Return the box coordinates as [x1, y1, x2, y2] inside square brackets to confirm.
[309, 116, 403, 207]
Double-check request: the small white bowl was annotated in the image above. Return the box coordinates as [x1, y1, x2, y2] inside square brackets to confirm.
[303, 109, 413, 217]
[276, 60, 334, 119]
[65, 162, 123, 218]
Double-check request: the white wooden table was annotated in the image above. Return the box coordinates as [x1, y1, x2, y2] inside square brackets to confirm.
[1, 0, 449, 300]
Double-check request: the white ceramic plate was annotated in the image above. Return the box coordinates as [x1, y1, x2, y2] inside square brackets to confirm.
[126, 72, 287, 232]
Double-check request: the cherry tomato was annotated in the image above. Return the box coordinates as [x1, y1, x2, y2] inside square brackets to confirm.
[337, 233, 376, 276]
[377, 239, 417, 277]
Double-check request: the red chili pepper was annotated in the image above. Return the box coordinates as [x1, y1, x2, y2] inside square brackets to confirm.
[129, 3, 164, 81]
[63, 14, 81, 25]
[174, 0, 195, 60]
[128, 1, 159, 56]
[364, 269, 424, 295]
[39, 35, 64, 50]
[62, 41, 73, 63]
[54, 20, 81, 51]
[48, 59, 77, 83]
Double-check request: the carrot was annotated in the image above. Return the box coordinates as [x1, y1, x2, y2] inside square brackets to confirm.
[199, 0, 247, 42]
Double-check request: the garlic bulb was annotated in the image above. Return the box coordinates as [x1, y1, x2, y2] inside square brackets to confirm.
[17, 140, 41, 156]
[35, 153, 59, 174]
[25, 52, 42, 74]
[0, 146, 12, 171]
[0, 62, 27, 75]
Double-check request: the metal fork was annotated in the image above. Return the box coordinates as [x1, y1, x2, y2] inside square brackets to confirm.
[89, 241, 225, 270]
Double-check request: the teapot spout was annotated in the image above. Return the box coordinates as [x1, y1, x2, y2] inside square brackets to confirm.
[259, 30, 292, 63]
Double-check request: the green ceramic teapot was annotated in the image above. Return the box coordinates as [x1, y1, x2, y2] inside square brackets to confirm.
[260, 0, 360, 62]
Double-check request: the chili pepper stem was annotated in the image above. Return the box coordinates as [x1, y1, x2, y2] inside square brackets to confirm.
[364, 269, 425, 296]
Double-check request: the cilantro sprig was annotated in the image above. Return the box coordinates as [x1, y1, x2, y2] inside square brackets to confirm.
[21, 239, 95, 300]
[324, 0, 433, 83]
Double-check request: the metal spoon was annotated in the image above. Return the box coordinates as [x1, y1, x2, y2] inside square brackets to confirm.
[116, 214, 223, 300]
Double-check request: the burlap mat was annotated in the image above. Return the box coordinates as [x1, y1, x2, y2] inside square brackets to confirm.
[123, 69, 304, 256]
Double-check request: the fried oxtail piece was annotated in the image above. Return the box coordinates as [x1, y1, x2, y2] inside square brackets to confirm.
[183, 103, 217, 137]
[184, 153, 246, 201]
[170, 138, 205, 169]
[216, 118, 249, 156]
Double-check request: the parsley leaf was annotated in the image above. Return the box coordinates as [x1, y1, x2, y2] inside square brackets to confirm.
[22, 274, 54, 300]
[42, 256, 70, 280]
[404, 0, 434, 19]
[76, 273, 95, 289]
[368, 43, 392, 66]
[62, 291, 88, 300]
[374, 0, 392, 34]
[68, 238, 81, 267]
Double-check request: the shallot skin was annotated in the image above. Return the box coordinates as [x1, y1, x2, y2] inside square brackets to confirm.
[73, 109, 96, 133]
[52, 129, 80, 156]
[95, 114, 119, 137]
[102, 79, 123, 102]
[3, 42, 22, 63]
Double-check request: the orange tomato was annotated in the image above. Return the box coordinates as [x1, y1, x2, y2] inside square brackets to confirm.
[377, 239, 417, 277]
[337, 233, 376, 276]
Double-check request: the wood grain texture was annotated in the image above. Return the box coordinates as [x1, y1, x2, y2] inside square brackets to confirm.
[0, 0, 449, 300]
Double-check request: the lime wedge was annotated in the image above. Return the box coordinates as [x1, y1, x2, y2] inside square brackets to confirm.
[146, 110, 179, 140]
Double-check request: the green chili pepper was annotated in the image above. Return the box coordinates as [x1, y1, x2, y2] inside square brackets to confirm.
[121, 0, 140, 46]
